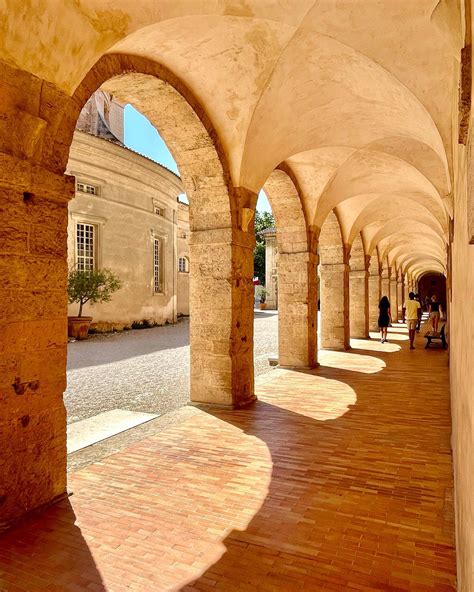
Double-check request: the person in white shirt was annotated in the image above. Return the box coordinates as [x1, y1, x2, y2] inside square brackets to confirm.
[404, 292, 421, 350]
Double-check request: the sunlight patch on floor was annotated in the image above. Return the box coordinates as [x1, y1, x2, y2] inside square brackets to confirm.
[258, 368, 357, 420]
[320, 348, 388, 372]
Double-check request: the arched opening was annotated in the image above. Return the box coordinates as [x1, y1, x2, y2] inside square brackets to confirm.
[262, 167, 317, 368]
[61, 54, 258, 414]
[318, 210, 349, 350]
[252, 190, 279, 374]
[0, 53, 261, 525]
[418, 273, 447, 313]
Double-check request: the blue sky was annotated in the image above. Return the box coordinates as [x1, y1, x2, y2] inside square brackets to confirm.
[124, 104, 272, 213]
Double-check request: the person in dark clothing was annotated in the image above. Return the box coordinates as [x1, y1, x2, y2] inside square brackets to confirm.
[429, 295, 442, 333]
[378, 296, 391, 343]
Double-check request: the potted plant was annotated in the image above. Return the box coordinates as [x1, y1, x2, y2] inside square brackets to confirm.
[256, 286, 269, 310]
[67, 268, 122, 339]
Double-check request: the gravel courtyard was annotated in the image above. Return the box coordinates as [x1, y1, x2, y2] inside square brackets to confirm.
[65, 310, 278, 423]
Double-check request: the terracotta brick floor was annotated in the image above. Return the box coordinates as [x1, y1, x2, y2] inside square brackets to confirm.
[0, 324, 456, 591]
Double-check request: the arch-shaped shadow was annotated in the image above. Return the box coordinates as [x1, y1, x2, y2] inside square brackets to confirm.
[180, 342, 455, 591]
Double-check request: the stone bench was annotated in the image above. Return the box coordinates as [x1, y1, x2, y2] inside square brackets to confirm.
[424, 326, 447, 349]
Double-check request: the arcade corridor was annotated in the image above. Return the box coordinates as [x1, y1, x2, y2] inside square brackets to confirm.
[0, 325, 455, 591]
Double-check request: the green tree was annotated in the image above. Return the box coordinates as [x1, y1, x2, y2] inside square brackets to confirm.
[68, 268, 122, 317]
[254, 211, 275, 285]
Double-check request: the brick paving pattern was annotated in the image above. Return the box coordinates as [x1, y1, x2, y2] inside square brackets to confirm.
[0, 324, 455, 591]
[65, 312, 278, 423]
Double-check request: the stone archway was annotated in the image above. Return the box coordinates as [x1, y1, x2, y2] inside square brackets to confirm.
[263, 167, 317, 368]
[318, 210, 349, 350]
[0, 54, 257, 527]
[62, 54, 258, 410]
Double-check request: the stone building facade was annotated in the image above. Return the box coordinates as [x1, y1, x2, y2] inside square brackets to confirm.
[66, 94, 190, 329]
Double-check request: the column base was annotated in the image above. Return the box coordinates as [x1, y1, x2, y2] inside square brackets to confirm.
[279, 362, 320, 370]
[321, 345, 352, 352]
[188, 393, 257, 411]
[0, 491, 70, 533]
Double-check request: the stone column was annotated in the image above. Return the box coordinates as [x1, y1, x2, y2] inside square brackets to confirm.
[264, 231, 278, 309]
[390, 277, 398, 322]
[320, 262, 350, 349]
[368, 273, 381, 332]
[381, 271, 390, 301]
[189, 226, 256, 409]
[349, 269, 369, 338]
[0, 156, 74, 528]
[397, 279, 403, 319]
[278, 246, 318, 368]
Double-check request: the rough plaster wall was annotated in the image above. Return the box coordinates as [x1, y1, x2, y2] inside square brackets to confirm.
[450, 143, 474, 591]
[66, 132, 186, 326]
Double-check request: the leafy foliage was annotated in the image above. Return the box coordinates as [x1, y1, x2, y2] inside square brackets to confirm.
[256, 285, 269, 303]
[254, 211, 275, 285]
[68, 268, 122, 317]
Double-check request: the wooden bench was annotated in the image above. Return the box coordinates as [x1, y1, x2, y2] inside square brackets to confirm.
[424, 325, 447, 349]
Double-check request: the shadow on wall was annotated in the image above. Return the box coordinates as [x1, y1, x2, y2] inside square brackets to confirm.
[0, 499, 106, 590]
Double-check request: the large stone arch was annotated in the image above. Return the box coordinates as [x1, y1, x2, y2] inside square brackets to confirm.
[0, 54, 257, 527]
[63, 54, 258, 411]
[263, 167, 317, 368]
[349, 233, 369, 338]
[318, 210, 349, 349]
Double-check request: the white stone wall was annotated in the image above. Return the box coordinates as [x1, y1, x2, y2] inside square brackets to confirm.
[66, 131, 189, 327]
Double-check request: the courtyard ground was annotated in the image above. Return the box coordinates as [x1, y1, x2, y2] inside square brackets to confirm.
[1, 322, 455, 591]
[65, 310, 278, 423]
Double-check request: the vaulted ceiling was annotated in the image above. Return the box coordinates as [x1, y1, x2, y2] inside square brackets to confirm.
[1, 0, 462, 278]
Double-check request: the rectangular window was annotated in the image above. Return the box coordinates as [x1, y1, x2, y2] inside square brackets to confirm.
[76, 223, 96, 270]
[153, 238, 161, 292]
[154, 206, 163, 216]
[77, 182, 98, 195]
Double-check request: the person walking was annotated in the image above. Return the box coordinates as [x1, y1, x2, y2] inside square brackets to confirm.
[414, 293, 422, 331]
[429, 295, 442, 333]
[405, 291, 421, 349]
[378, 296, 391, 343]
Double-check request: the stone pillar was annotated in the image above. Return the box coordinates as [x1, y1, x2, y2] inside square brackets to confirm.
[0, 156, 74, 527]
[278, 246, 318, 368]
[397, 280, 403, 319]
[349, 269, 369, 338]
[390, 277, 398, 322]
[381, 271, 390, 301]
[263, 230, 278, 309]
[368, 273, 381, 332]
[320, 262, 350, 349]
[189, 226, 256, 409]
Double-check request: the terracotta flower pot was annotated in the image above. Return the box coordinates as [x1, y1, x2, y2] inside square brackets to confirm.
[68, 316, 93, 340]
[259, 302, 267, 310]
